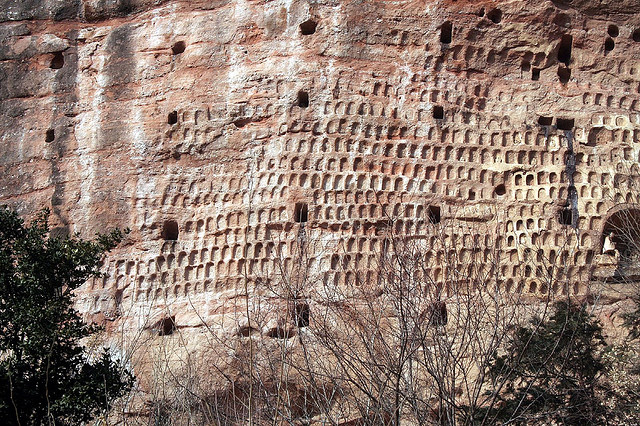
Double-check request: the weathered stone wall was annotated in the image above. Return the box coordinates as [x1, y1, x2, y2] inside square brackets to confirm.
[2, 0, 640, 403]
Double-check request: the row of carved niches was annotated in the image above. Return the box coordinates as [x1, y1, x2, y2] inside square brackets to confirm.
[85, 251, 593, 311]
[138, 2, 640, 308]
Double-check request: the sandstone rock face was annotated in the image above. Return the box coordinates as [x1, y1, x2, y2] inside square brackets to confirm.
[2, 0, 640, 418]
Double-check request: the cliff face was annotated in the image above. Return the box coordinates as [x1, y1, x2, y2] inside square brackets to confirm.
[2, 0, 640, 418]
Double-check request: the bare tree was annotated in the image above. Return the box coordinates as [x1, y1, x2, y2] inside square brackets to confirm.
[110, 200, 608, 425]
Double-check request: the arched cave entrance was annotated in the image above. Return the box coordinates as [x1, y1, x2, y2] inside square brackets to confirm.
[601, 207, 640, 280]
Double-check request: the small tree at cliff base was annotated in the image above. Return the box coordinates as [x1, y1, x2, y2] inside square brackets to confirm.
[0, 207, 134, 425]
[475, 300, 609, 425]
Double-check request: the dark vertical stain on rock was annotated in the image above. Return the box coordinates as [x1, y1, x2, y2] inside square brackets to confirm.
[49, 31, 79, 236]
[564, 129, 579, 230]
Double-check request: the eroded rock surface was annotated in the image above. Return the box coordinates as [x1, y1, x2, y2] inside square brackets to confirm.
[2, 0, 640, 419]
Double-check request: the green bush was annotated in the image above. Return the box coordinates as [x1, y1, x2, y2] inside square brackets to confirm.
[475, 300, 609, 425]
[0, 207, 133, 425]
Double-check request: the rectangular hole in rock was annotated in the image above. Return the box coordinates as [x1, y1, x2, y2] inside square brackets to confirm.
[440, 21, 452, 44]
[50, 51, 64, 69]
[168, 111, 178, 125]
[538, 116, 553, 126]
[294, 303, 310, 327]
[557, 66, 571, 84]
[428, 205, 441, 224]
[558, 34, 573, 65]
[45, 129, 55, 142]
[532, 68, 541, 81]
[158, 316, 176, 336]
[429, 301, 448, 326]
[558, 208, 573, 226]
[556, 118, 574, 130]
[298, 90, 309, 108]
[162, 220, 179, 240]
[295, 203, 309, 223]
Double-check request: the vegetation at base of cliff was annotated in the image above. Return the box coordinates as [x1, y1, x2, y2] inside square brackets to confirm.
[0, 207, 134, 425]
[136, 221, 640, 426]
[473, 300, 610, 425]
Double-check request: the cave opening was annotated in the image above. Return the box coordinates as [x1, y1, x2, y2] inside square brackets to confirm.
[428, 301, 448, 326]
[532, 68, 541, 81]
[558, 208, 573, 226]
[294, 303, 310, 328]
[50, 51, 64, 69]
[297, 91, 309, 108]
[604, 37, 615, 52]
[171, 41, 186, 55]
[295, 202, 309, 223]
[487, 8, 502, 24]
[440, 21, 452, 44]
[168, 111, 178, 125]
[558, 66, 571, 84]
[162, 220, 179, 240]
[538, 116, 553, 126]
[556, 118, 575, 130]
[558, 34, 573, 65]
[157, 316, 176, 336]
[45, 129, 55, 142]
[602, 208, 640, 279]
[428, 205, 441, 224]
[300, 19, 317, 35]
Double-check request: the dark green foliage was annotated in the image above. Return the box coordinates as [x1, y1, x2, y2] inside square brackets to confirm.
[623, 298, 640, 340]
[0, 207, 134, 425]
[475, 300, 608, 425]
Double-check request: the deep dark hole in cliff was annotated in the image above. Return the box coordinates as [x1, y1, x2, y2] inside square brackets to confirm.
[266, 326, 292, 339]
[604, 37, 615, 52]
[487, 8, 502, 24]
[238, 326, 257, 337]
[558, 208, 573, 226]
[440, 21, 452, 44]
[634, 29, 640, 42]
[558, 66, 571, 84]
[233, 117, 252, 128]
[557, 118, 574, 130]
[429, 301, 448, 326]
[300, 19, 317, 35]
[553, 13, 570, 27]
[295, 303, 310, 328]
[532, 68, 541, 81]
[602, 209, 640, 270]
[158, 316, 176, 336]
[538, 116, 553, 126]
[50, 51, 64, 69]
[608, 24, 619, 37]
[433, 106, 444, 119]
[476, 7, 485, 17]
[428, 205, 441, 224]
[45, 129, 55, 142]
[495, 184, 506, 196]
[168, 111, 178, 125]
[162, 220, 179, 240]
[558, 34, 573, 65]
[295, 202, 309, 223]
[171, 41, 186, 55]
[521, 61, 531, 72]
[298, 90, 309, 108]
